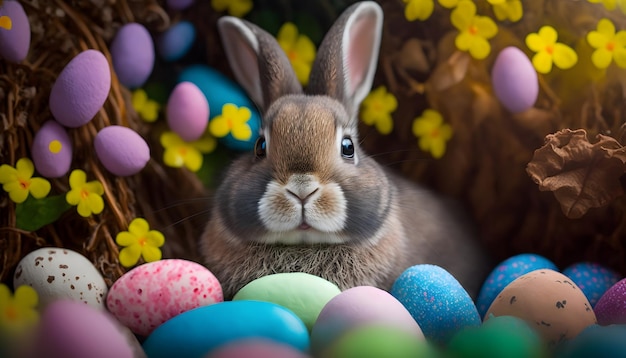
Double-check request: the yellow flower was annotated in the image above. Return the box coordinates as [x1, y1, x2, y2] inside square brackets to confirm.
[132, 89, 160, 122]
[0, 158, 51, 204]
[277, 23, 316, 86]
[487, 0, 523, 22]
[587, 18, 626, 69]
[0, 284, 39, 336]
[438, 0, 461, 9]
[589, 0, 626, 14]
[360, 86, 397, 135]
[403, 0, 434, 21]
[210, 0, 252, 17]
[412, 109, 453, 159]
[209, 103, 253, 141]
[116, 218, 165, 267]
[525, 26, 578, 74]
[65, 169, 104, 217]
[451, 0, 498, 60]
[160, 131, 216, 172]
[0, 16, 12, 30]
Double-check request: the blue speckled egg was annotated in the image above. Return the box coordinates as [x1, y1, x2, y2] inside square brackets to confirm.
[142, 300, 309, 358]
[555, 324, 626, 358]
[390, 264, 480, 345]
[476, 253, 557, 318]
[157, 21, 196, 62]
[562, 262, 621, 307]
[178, 65, 260, 151]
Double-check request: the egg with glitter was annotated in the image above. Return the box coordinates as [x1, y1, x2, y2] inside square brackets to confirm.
[49, 49, 111, 128]
[94, 125, 150, 176]
[110, 22, 155, 88]
[491, 46, 538, 113]
[166, 81, 209, 141]
[476, 253, 557, 318]
[562, 262, 620, 307]
[31, 120, 72, 178]
[157, 21, 196, 62]
[0, 0, 31, 63]
[593, 278, 626, 325]
[106, 259, 223, 337]
[390, 264, 480, 345]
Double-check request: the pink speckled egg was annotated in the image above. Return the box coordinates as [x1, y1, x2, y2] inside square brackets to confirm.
[94, 125, 150, 176]
[594, 278, 626, 325]
[166, 81, 209, 141]
[107, 259, 223, 337]
[31, 120, 73, 178]
[49, 49, 111, 128]
[491, 46, 538, 114]
[110, 22, 155, 88]
[0, 0, 31, 63]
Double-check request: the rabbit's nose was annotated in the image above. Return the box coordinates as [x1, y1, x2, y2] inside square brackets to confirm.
[286, 187, 319, 204]
[285, 174, 321, 204]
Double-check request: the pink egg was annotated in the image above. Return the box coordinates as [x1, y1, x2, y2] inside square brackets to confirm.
[594, 278, 626, 325]
[31, 120, 73, 178]
[491, 46, 538, 113]
[0, 0, 31, 63]
[49, 50, 111, 128]
[29, 300, 135, 358]
[107, 259, 223, 336]
[110, 23, 155, 88]
[206, 339, 310, 358]
[166, 81, 210, 141]
[94, 125, 150, 176]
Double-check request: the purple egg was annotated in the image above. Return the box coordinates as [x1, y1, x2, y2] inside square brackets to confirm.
[31, 120, 72, 178]
[594, 278, 626, 325]
[49, 50, 111, 128]
[491, 46, 538, 113]
[110, 23, 155, 88]
[166, 0, 196, 11]
[166, 81, 209, 141]
[157, 21, 196, 62]
[563, 262, 621, 307]
[0, 0, 31, 63]
[94, 125, 150, 176]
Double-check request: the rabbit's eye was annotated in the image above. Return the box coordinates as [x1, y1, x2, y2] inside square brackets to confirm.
[341, 137, 355, 159]
[255, 136, 267, 158]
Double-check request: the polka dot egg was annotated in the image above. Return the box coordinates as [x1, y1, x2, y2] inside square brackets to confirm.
[562, 262, 621, 307]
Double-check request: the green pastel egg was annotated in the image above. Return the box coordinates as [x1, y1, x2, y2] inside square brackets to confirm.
[232, 272, 341, 330]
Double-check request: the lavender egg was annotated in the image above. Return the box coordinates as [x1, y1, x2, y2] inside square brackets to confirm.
[166, 0, 195, 11]
[31, 120, 72, 178]
[94, 126, 150, 176]
[110, 23, 155, 88]
[157, 21, 196, 62]
[0, 0, 31, 63]
[491, 46, 538, 113]
[166, 81, 209, 141]
[49, 50, 111, 128]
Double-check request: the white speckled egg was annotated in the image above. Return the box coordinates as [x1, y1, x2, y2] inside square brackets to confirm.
[13, 247, 108, 309]
[0, 0, 31, 63]
[110, 22, 155, 88]
[166, 81, 209, 141]
[31, 120, 73, 178]
[94, 125, 150, 176]
[106, 259, 223, 336]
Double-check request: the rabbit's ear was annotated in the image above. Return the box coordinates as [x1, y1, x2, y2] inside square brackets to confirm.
[308, 2, 383, 122]
[218, 17, 303, 113]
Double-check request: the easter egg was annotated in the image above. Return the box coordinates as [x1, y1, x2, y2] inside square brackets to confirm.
[233, 272, 341, 331]
[311, 286, 423, 354]
[562, 262, 620, 307]
[447, 315, 546, 358]
[157, 21, 196, 62]
[477, 253, 557, 318]
[390, 264, 480, 345]
[13, 247, 108, 309]
[94, 125, 150, 176]
[179, 65, 261, 151]
[0, 0, 30, 63]
[166, 81, 209, 141]
[27, 300, 138, 358]
[206, 339, 311, 358]
[323, 325, 436, 358]
[107, 259, 223, 337]
[31, 120, 72, 178]
[485, 269, 597, 347]
[491, 46, 538, 113]
[166, 0, 195, 11]
[110, 22, 155, 88]
[593, 278, 626, 325]
[142, 300, 309, 358]
[49, 49, 111, 128]
[556, 324, 626, 358]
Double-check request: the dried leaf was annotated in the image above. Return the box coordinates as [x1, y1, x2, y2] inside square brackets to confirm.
[527, 129, 626, 219]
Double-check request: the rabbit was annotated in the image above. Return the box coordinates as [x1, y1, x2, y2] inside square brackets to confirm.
[201, 1, 490, 299]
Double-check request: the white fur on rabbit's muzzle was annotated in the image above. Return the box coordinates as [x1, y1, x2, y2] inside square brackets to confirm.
[257, 174, 349, 244]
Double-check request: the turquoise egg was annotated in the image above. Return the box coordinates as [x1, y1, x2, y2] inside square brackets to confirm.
[476, 253, 557, 318]
[390, 264, 480, 346]
[562, 262, 621, 307]
[556, 324, 626, 358]
[178, 65, 260, 151]
[157, 21, 196, 62]
[142, 300, 309, 358]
